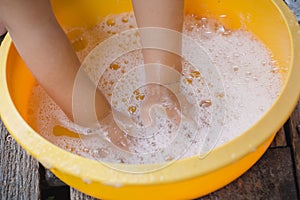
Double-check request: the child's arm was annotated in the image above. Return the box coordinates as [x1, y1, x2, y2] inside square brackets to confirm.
[132, 0, 185, 124]
[0, 0, 110, 125]
[0, 20, 6, 36]
[132, 0, 184, 74]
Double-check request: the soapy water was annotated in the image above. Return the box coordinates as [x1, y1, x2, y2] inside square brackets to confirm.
[28, 12, 282, 168]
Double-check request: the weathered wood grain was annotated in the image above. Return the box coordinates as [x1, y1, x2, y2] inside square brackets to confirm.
[0, 120, 40, 200]
[271, 127, 287, 148]
[201, 148, 298, 200]
[70, 188, 97, 200]
[288, 100, 300, 194]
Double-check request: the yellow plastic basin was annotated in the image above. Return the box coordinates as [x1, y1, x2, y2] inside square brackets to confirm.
[1, 0, 300, 199]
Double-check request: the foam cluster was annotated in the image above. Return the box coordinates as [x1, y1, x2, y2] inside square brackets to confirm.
[28, 12, 282, 164]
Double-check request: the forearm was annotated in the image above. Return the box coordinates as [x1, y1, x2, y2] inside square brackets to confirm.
[132, 0, 183, 33]
[0, 20, 6, 36]
[132, 0, 184, 79]
[0, 0, 110, 124]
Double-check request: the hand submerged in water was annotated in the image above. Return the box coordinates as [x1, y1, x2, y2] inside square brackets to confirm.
[139, 83, 194, 127]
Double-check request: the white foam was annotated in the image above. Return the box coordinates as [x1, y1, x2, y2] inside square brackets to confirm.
[28, 12, 282, 164]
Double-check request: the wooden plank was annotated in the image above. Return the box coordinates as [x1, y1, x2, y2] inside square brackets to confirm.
[271, 127, 287, 148]
[70, 188, 97, 200]
[0, 120, 40, 200]
[289, 100, 300, 194]
[200, 148, 298, 199]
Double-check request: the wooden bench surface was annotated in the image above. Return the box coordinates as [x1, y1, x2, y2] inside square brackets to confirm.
[1, 1, 299, 199]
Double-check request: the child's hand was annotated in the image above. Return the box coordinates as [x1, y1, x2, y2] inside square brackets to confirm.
[140, 83, 194, 127]
[57, 112, 132, 151]
[140, 84, 180, 126]
[132, 0, 185, 128]
[98, 113, 131, 151]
